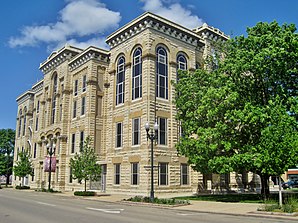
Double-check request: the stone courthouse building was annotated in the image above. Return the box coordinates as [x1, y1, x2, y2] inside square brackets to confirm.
[14, 12, 258, 195]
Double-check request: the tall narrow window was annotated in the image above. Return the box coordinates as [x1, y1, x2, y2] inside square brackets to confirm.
[114, 164, 120, 185]
[74, 79, 78, 96]
[73, 101, 77, 118]
[158, 117, 167, 145]
[52, 75, 58, 124]
[131, 162, 139, 185]
[82, 75, 87, 92]
[81, 97, 86, 116]
[116, 56, 125, 105]
[177, 54, 187, 71]
[35, 117, 39, 131]
[59, 104, 62, 121]
[159, 163, 168, 185]
[132, 48, 142, 100]
[181, 164, 189, 185]
[69, 167, 73, 183]
[116, 122, 123, 148]
[36, 101, 40, 113]
[22, 114, 26, 136]
[71, 133, 75, 153]
[80, 131, 84, 149]
[33, 143, 37, 158]
[18, 110, 22, 137]
[156, 47, 168, 99]
[132, 118, 140, 146]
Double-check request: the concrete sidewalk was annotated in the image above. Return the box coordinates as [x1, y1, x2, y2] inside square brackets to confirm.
[57, 191, 298, 221]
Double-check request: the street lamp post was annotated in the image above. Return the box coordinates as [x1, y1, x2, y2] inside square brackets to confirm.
[145, 121, 158, 203]
[46, 139, 56, 191]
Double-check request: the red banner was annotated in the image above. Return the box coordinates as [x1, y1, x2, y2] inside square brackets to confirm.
[44, 156, 56, 172]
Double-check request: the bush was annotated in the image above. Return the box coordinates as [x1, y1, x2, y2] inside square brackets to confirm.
[125, 196, 189, 205]
[74, 191, 96, 196]
[15, 185, 30, 190]
[259, 199, 279, 212]
[282, 197, 298, 213]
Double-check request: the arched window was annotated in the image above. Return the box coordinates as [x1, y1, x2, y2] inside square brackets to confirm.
[132, 48, 142, 100]
[51, 74, 58, 124]
[156, 46, 168, 99]
[177, 54, 187, 71]
[116, 56, 125, 105]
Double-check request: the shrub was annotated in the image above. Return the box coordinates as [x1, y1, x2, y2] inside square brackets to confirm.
[15, 185, 30, 190]
[74, 191, 96, 196]
[125, 196, 189, 205]
[282, 197, 298, 213]
[259, 199, 279, 212]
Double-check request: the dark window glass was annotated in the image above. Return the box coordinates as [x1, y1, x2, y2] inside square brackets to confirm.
[74, 80, 78, 96]
[33, 143, 37, 158]
[116, 56, 125, 105]
[73, 101, 77, 118]
[132, 118, 140, 145]
[159, 163, 168, 185]
[181, 164, 189, 185]
[158, 117, 167, 145]
[116, 122, 122, 148]
[71, 134, 75, 153]
[131, 163, 139, 185]
[35, 117, 39, 131]
[81, 97, 86, 115]
[82, 75, 87, 92]
[114, 164, 120, 185]
[156, 47, 168, 99]
[80, 131, 84, 150]
[132, 48, 142, 100]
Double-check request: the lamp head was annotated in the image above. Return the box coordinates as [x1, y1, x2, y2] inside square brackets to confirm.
[145, 122, 150, 132]
[154, 122, 159, 131]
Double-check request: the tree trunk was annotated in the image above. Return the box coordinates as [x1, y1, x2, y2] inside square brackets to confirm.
[260, 174, 270, 199]
[6, 174, 10, 187]
[84, 179, 87, 192]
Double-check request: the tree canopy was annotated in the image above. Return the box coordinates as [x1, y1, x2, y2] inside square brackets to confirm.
[174, 21, 298, 197]
[69, 137, 101, 192]
[0, 129, 15, 186]
[13, 150, 33, 186]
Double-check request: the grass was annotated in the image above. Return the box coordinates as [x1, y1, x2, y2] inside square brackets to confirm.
[175, 193, 298, 204]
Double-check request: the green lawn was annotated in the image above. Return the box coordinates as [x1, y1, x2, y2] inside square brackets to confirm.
[175, 192, 298, 204]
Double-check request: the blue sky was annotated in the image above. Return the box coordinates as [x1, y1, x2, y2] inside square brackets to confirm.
[0, 0, 297, 130]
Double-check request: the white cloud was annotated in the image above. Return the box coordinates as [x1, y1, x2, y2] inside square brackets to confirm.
[140, 0, 204, 29]
[9, 0, 121, 48]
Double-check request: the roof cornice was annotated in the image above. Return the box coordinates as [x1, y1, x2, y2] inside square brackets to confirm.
[106, 12, 205, 49]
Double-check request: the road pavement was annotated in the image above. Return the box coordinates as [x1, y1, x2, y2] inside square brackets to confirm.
[0, 189, 296, 223]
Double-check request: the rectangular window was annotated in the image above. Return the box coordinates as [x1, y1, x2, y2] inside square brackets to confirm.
[158, 117, 167, 145]
[71, 133, 75, 153]
[131, 162, 139, 185]
[74, 80, 78, 96]
[31, 168, 34, 181]
[59, 104, 62, 121]
[132, 118, 140, 146]
[114, 164, 120, 185]
[36, 101, 40, 113]
[82, 75, 87, 92]
[69, 167, 73, 183]
[35, 117, 39, 131]
[81, 97, 86, 116]
[116, 122, 123, 148]
[33, 143, 37, 158]
[159, 163, 168, 186]
[181, 164, 189, 185]
[23, 116, 26, 136]
[73, 101, 77, 118]
[80, 131, 84, 150]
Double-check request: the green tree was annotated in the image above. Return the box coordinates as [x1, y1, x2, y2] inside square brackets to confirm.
[13, 150, 33, 186]
[69, 137, 101, 192]
[174, 21, 298, 198]
[0, 129, 15, 186]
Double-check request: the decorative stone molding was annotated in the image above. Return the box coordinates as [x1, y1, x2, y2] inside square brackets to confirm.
[87, 79, 98, 86]
[142, 53, 156, 60]
[106, 12, 204, 49]
[104, 83, 110, 88]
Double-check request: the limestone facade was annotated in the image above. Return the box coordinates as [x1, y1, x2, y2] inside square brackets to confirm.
[14, 12, 256, 196]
